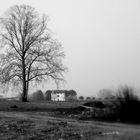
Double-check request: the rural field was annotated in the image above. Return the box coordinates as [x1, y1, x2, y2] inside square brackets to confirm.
[0, 1, 140, 140]
[0, 101, 140, 140]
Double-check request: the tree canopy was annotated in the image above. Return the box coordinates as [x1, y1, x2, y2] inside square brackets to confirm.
[0, 5, 67, 101]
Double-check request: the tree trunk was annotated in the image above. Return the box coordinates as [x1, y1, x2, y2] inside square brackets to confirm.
[26, 81, 29, 100]
[21, 59, 28, 102]
[21, 80, 27, 102]
[25, 68, 30, 102]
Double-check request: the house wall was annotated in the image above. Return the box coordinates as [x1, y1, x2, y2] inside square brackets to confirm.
[51, 92, 65, 101]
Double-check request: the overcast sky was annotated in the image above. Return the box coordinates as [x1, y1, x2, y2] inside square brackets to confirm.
[0, 0, 140, 97]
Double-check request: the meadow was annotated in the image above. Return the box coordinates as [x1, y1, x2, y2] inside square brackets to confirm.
[0, 100, 140, 140]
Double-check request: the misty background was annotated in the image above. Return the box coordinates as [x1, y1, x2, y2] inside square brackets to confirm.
[0, 0, 140, 97]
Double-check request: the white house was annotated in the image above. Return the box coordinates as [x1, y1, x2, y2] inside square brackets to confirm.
[51, 91, 65, 101]
[45, 90, 77, 101]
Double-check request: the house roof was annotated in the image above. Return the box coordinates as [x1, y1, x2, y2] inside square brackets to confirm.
[45, 90, 77, 96]
[51, 90, 66, 94]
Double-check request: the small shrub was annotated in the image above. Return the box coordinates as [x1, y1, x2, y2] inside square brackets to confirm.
[30, 90, 44, 102]
[86, 97, 91, 100]
[79, 96, 84, 100]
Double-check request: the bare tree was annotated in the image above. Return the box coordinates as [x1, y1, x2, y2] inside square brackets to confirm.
[0, 5, 67, 102]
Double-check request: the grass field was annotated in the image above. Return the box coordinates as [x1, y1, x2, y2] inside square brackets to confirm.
[0, 100, 85, 112]
[0, 100, 140, 140]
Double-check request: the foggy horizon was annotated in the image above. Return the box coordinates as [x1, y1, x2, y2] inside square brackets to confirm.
[1, 0, 140, 97]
